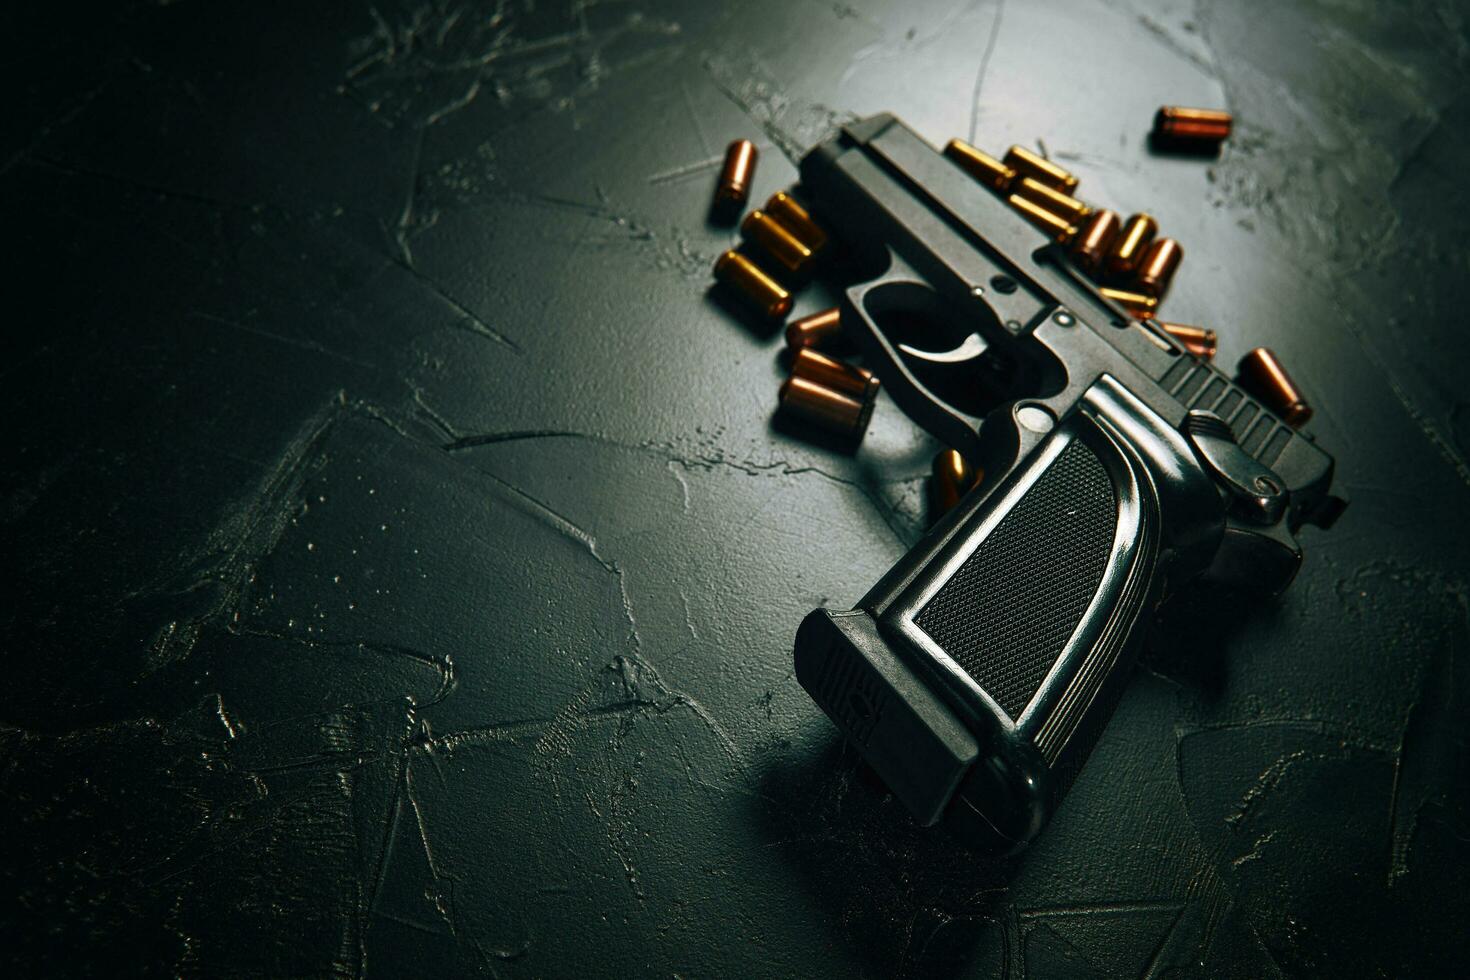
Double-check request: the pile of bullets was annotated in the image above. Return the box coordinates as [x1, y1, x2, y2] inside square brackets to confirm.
[708, 107, 1313, 520]
[709, 139, 885, 444]
[944, 137, 1210, 354]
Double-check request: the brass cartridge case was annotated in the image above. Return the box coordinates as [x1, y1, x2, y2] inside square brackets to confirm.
[1153, 106, 1233, 143]
[1003, 145, 1079, 194]
[1071, 209, 1122, 273]
[714, 250, 792, 319]
[790, 348, 879, 402]
[741, 210, 815, 275]
[779, 375, 875, 437]
[1237, 347, 1312, 427]
[715, 139, 758, 208]
[1008, 194, 1077, 244]
[944, 139, 1016, 192]
[1157, 322, 1217, 360]
[931, 449, 981, 516]
[1135, 238, 1183, 298]
[764, 192, 827, 252]
[1013, 177, 1091, 226]
[1105, 213, 1159, 278]
[785, 307, 843, 350]
[1100, 286, 1159, 319]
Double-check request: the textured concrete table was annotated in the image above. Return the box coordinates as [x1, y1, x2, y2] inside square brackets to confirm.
[4, 1, 1467, 976]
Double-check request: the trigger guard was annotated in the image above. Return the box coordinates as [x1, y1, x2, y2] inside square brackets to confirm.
[843, 275, 993, 462]
[1203, 517, 1302, 595]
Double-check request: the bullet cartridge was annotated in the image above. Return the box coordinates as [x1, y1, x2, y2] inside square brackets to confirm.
[1071, 209, 1122, 273]
[764, 191, 827, 253]
[1153, 106, 1233, 144]
[944, 139, 1016, 192]
[714, 250, 792, 319]
[785, 307, 844, 351]
[1003, 145, 1079, 194]
[1134, 238, 1183, 298]
[714, 139, 758, 209]
[1013, 177, 1091, 226]
[1157, 322, 1217, 360]
[779, 375, 876, 438]
[1008, 194, 1077, 244]
[1237, 347, 1312, 427]
[1100, 286, 1159, 319]
[741, 210, 816, 276]
[931, 449, 982, 517]
[790, 348, 879, 403]
[1105, 213, 1159, 278]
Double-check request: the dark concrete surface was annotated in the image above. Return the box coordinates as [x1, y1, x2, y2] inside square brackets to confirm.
[3, 1, 1468, 976]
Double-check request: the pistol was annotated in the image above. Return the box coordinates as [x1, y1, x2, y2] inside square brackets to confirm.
[791, 114, 1346, 851]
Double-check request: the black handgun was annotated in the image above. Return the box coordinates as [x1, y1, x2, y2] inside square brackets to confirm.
[792, 114, 1346, 851]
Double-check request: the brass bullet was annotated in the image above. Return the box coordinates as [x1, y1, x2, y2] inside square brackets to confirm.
[779, 375, 876, 438]
[1008, 194, 1078, 244]
[1237, 347, 1312, 427]
[741, 210, 816, 275]
[1153, 106, 1232, 144]
[1099, 286, 1159, 319]
[1104, 213, 1159, 278]
[931, 449, 982, 517]
[791, 348, 879, 403]
[944, 139, 1016, 192]
[1013, 176, 1091, 226]
[1070, 209, 1122, 274]
[714, 250, 792, 319]
[1134, 238, 1184, 298]
[1157, 322, 1217, 360]
[764, 191, 827, 253]
[715, 139, 758, 209]
[1003, 145, 1079, 195]
[785, 306, 844, 351]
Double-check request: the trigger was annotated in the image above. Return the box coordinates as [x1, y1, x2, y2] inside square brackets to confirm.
[897, 332, 988, 365]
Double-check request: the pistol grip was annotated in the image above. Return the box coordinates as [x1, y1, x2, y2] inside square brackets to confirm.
[795, 377, 1223, 850]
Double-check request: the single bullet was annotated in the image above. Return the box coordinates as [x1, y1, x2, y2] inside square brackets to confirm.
[931, 449, 982, 517]
[779, 375, 876, 438]
[714, 250, 792, 319]
[1071, 209, 1122, 274]
[741, 210, 816, 276]
[714, 139, 758, 209]
[785, 307, 844, 350]
[944, 139, 1016, 192]
[1157, 322, 1217, 360]
[790, 348, 879, 402]
[1134, 238, 1184, 298]
[1153, 106, 1233, 144]
[1013, 177, 1092, 227]
[1003, 145, 1079, 194]
[1008, 194, 1077, 244]
[1100, 286, 1159, 319]
[764, 191, 828, 253]
[1237, 347, 1312, 427]
[1105, 213, 1159, 278]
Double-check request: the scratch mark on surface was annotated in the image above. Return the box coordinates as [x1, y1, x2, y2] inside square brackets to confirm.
[190, 311, 377, 370]
[395, 125, 427, 267]
[425, 78, 482, 127]
[404, 754, 457, 936]
[680, 80, 713, 157]
[967, 0, 1006, 143]
[702, 51, 856, 163]
[646, 153, 725, 186]
[403, 264, 522, 352]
